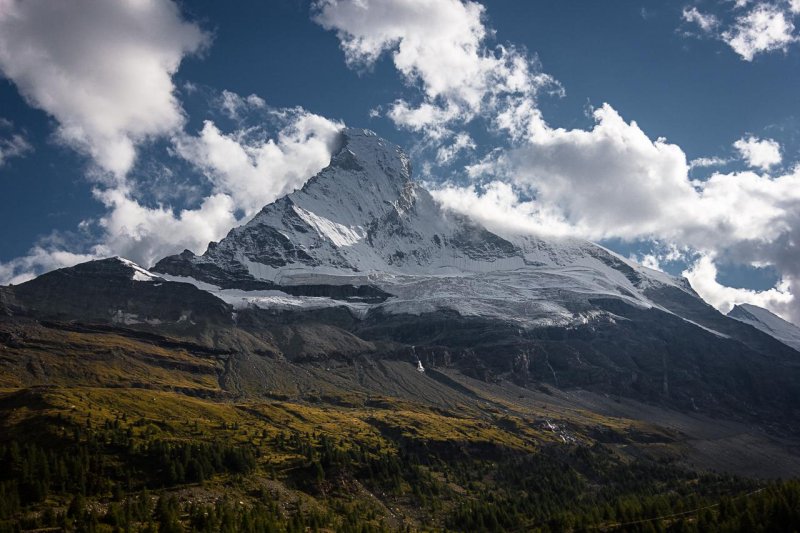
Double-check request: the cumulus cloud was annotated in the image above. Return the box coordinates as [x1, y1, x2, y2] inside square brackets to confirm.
[432, 103, 800, 323]
[431, 180, 577, 238]
[218, 90, 267, 121]
[723, 3, 796, 60]
[313, 0, 558, 137]
[174, 108, 343, 217]
[92, 188, 238, 269]
[733, 135, 782, 170]
[683, 254, 794, 316]
[682, 2, 798, 61]
[449, 104, 698, 240]
[0, 0, 209, 178]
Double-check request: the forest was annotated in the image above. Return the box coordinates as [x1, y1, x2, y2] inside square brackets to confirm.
[1, 406, 798, 532]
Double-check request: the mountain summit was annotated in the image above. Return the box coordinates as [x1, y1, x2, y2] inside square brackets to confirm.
[153, 128, 522, 286]
[153, 128, 688, 327]
[4, 128, 800, 437]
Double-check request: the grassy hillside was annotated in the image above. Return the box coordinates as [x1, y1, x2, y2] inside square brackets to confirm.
[1, 318, 799, 531]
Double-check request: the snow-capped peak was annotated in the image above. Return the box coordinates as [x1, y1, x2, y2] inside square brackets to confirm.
[728, 303, 800, 352]
[152, 128, 690, 327]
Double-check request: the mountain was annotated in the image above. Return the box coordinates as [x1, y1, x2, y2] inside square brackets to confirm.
[2, 256, 230, 327]
[148, 129, 800, 426]
[3, 127, 798, 430]
[3, 128, 800, 529]
[153, 128, 690, 328]
[728, 303, 800, 352]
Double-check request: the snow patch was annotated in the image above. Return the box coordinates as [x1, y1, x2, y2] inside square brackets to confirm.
[291, 205, 365, 247]
[115, 257, 160, 282]
[729, 303, 800, 351]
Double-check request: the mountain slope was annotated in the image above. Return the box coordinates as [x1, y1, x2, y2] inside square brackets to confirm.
[4, 131, 800, 529]
[153, 128, 690, 329]
[3, 128, 800, 436]
[150, 128, 800, 431]
[728, 303, 800, 352]
[4, 257, 231, 330]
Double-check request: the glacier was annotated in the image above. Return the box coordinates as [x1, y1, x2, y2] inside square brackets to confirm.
[151, 128, 700, 328]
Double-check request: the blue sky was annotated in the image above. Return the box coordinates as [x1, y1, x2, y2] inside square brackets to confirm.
[1, 0, 799, 323]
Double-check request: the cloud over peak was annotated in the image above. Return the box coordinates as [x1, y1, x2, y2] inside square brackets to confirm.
[0, 94, 344, 280]
[432, 103, 800, 323]
[174, 108, 343, 218]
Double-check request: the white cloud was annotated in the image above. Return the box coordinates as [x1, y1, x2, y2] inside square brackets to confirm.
[436, 132, 476, 164]
[476, 104, 697, 240]
[92, 188, 238, 269]
[313, 0, 488, 103]
[682, 7, 719, 32]
[436, 104, 800, 248]
[733, 135, 782, 170]
[639, 254, 663, 271]
[0, 247, 98, 286]
[431, 180, 577, 238]
[633, 243, 690, 272]
[174, 109, 343, 217]
[386, 101, 464, 139]
[0, 133, 32, 167]
[689, 156, 728, 169]
[0, 0, 209, 178]
[0, 98, 343, 279]
[723, 4, 796, 60]
[682, 2, 798, 61]
[313, 0, 558, 137]
[218, 90, 267, 120]
[683, 254, 794, 317]
[431, 102, 800, 323]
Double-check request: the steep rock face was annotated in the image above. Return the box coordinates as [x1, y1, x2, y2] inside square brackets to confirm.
[7, 258, 231, 328]
[153, 128, 690, 328]
[154, 129, 521, 283]
[728, 303, 800, 352]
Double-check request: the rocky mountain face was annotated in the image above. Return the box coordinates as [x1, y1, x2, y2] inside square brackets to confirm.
[3, 257, 231, 328]
[152, 129, 696, 327]
[3, 128, 800, 438]
[728, 303, 800, 351]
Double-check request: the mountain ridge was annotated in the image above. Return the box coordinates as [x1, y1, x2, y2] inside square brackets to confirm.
[728, 302, 800, 351]
[3, 127, 800, 439]
[152, 127, 695, 331]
